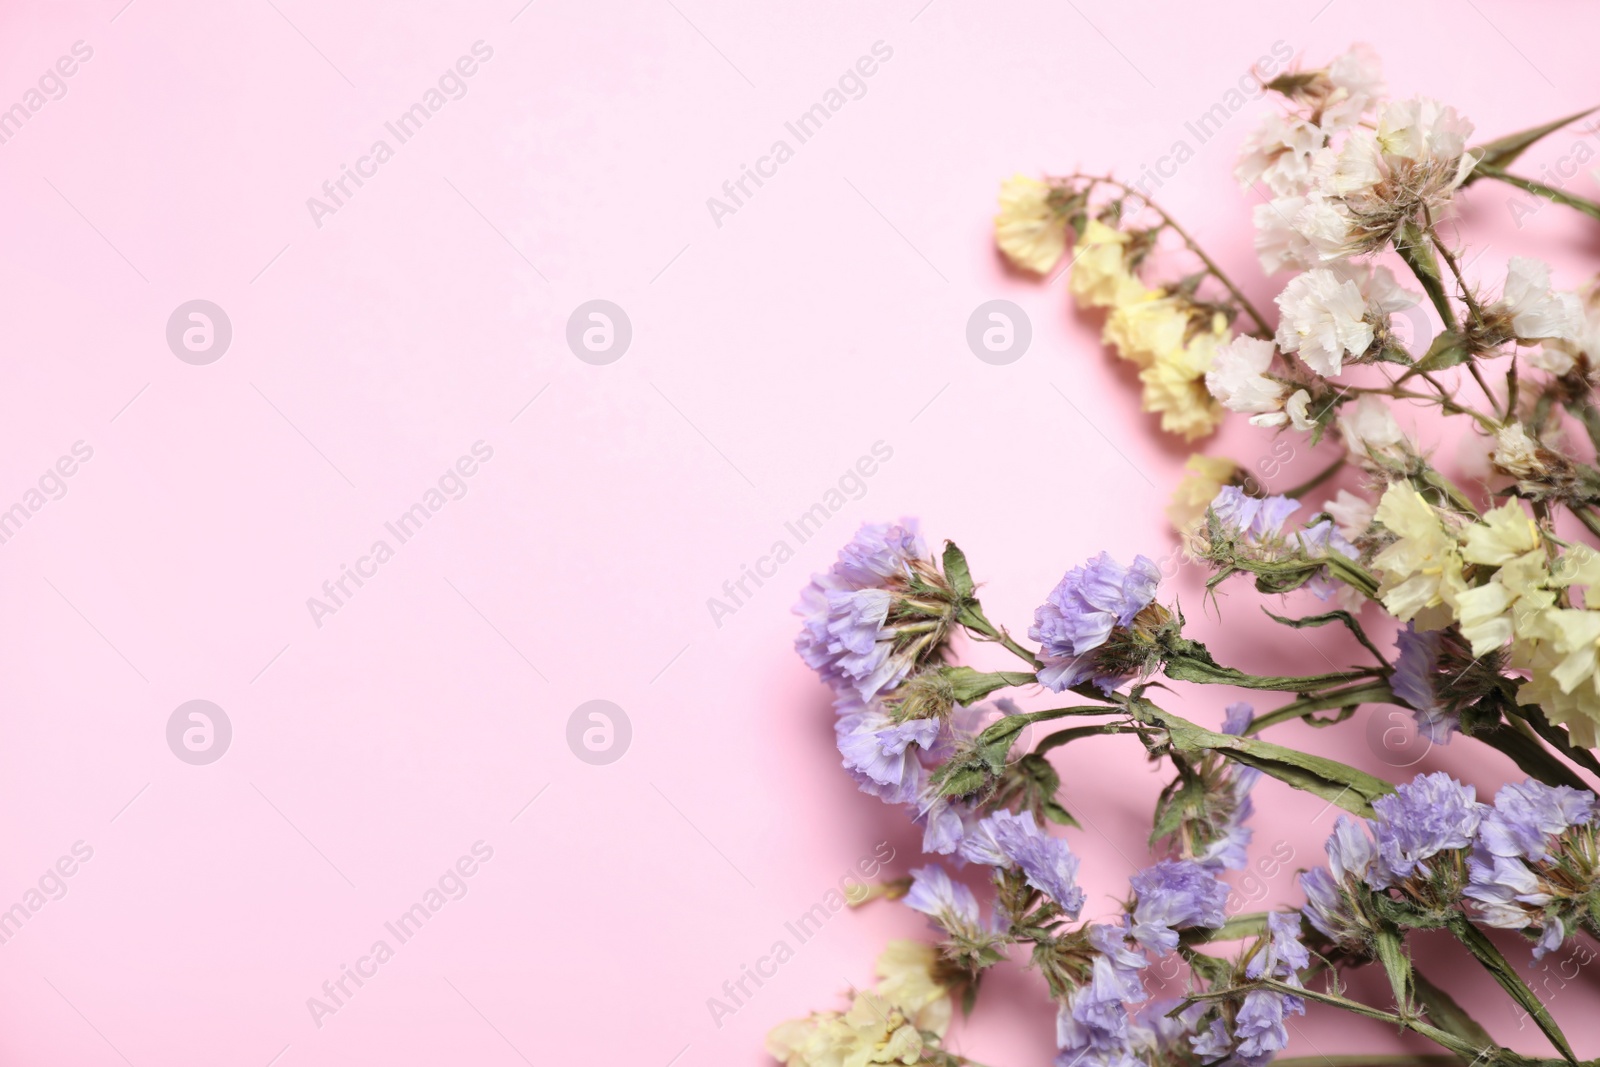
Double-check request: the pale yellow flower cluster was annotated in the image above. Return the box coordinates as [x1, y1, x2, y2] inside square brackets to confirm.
[1371, 482, 1600, 745]
[993, 181, 1226, 440]
[766, 941, 951, 1067]
[1072, 221, 1226, 441]
[994, 175, 1067, 274]
[1167, 454, 1239, 531]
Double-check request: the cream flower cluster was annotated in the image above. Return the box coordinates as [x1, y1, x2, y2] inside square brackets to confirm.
[1241, 46, 1473, 269]
[1370, 483, 1600, 746]
[766, 941, 951, 1067]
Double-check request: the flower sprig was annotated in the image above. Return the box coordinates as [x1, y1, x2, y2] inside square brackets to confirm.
[772, 43, 1600, 1067]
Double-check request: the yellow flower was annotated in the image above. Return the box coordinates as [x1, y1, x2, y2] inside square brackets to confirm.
[1451, 501, 1552, 655]
[1516, 608, 1600, 748]
[1069, 219, 1148, 308]
[765, 994, 925, 1067]
[766, 942, 951, 1067]
[873, 940, 950, 1034]
[995, 175, 1067, 274]
[1168, 454, 1239, 531]
[1461, 500, 1541, 566]
[1138, 315, 1227, 442]
[1371, 484, 1465, 627]
[1102, 292, 1187, 368]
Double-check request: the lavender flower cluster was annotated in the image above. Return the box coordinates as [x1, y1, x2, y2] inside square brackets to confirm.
[776, 516, 1600, 1067]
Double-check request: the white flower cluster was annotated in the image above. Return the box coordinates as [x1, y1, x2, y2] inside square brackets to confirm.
[1204, 45, 1597, 463]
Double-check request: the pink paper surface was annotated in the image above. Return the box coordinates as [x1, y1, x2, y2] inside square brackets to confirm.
[2, 1, 1598, 1063]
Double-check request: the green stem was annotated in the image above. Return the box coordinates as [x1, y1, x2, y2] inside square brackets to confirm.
[1475, 164, 1600, 223]
[1572, 503, 1600, 545]
[1247, 681, 1395, 732]
[957, 601, 1041, 668]
[1274, 454, 1346, 500]
[1077, 173, 1274, 336]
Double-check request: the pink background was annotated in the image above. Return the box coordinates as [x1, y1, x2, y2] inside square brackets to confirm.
[2, 0, 1598, 1063]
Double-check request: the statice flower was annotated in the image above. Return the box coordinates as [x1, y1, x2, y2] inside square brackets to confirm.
[1478, 780, 1595, 862]
[973, 810, 1087, 917]
[1031, 552, 1162, 693]
[1206, 487, 1358, 602]
[1247, 912, 1310, 991]
[1232, 988, 1300, 1065]
[1275, 267, 1374, 376]
[833, 698, 938, 805]
[1128, 859, 1229, 954]
[1188, 913, 1309, 1067]
[1390, 624, 1458, 743]
[1464, 779, 1596, 959]
[1485, 257, 1583, 346]
[1299, 816, 1377, 947]
[1210, 486, 1303, 541]
[794, 521, 933, 701]
[1188, 703, 1262, 872]
[905, 864, 982, 936]
[1367, 772, 1484, 888]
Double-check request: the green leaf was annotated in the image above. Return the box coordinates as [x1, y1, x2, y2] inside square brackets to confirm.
[942, 540, 975, 598]
[1411, 967, 1495, 1052]
[1447, 914, 1577, 1065]
[1410, 329, 1471, 374]
[1464, 107, 1599, 178]
[941, 667, 1037, 704]
[1473, 722, 1590, 793]
[1134, 702, 1394, 817]
[1033, 722, 1127, 754]
[1246, 682, 1395, 733]
[1164, 647, 1377, 692]
[974, 705, 1119, 748]
[1474, 164, 1600, 224]
[1512, 701, 1600, 780]
[1181, 911, 1270, 945]
[1261, 607, 1390, 667]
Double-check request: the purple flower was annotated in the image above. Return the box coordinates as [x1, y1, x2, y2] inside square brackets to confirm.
[1191, 1018, 1233, 1062]
[1368, 772, 1484, 888]
[1390, 624, 1459, 743]
[1211, 487, 1301, 540]
[1535, 917, 1567, 960]
[1294, 518, 1361, 600]
[1088, 921, 1150, 1002]
[1143, 999, 1206, 1057]
[957, 813, 1010, 867]
[1210, 488, 1356, 601]
[1129, 860, 1229, 954]
[917, 794, 970, 856]
[1223, 702, 1255, 736]
[1196, 704, 1262, 872]
[1031, 552, 1161, 693]
[1233, 988, 1302, 1065]
[1056, 962, 1134, 1048]
[833, 700, 938, 804]
[1056, 935, 1151, 1067]
[1246, 912, 1310, 990]
[974, 809, 1086, 917]
[1464, 852, 1548, 928]
[1299, 817, 1376, 944]
[1478, 779, 1595, 863]
[1298, 867, 1348, 941]
[794, 521, 925, 700]
[905, 864, 981, 933]
[1326, 815, 1378, 883]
